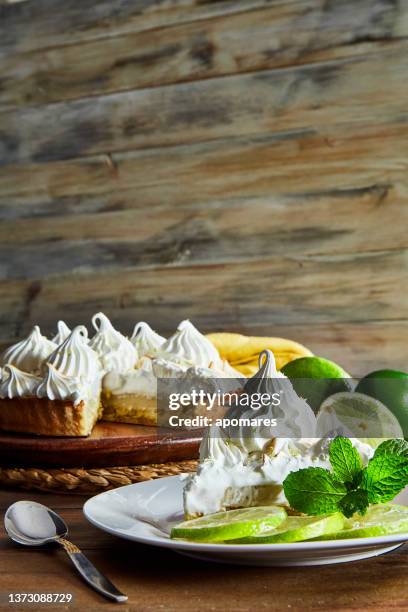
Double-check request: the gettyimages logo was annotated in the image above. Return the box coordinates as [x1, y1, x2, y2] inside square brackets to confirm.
[157, 377, 407, 440]
[168, 388, 282, 410]
[166, 386, 281, 428]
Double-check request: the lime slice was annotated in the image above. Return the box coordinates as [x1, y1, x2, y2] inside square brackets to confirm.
[281, 356, 352, 413]
[317, 504, 408, 539]
[316, 391, 403, 440]
[171, 506, 287, 542]
[231, 512, 345, 544]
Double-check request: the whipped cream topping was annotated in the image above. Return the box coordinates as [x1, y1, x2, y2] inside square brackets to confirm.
[104, 356, 240, 398]
[52, 320, 73, 346]
[157, 320, 223, 369]
[37, 363, 85, 405]
[226, 350, 317, 453]
[89, 313, 137, 374]
[103, 357, 156, 398]
[199, 425, 245, 464]
[1, 326, 57, 374]
[130, 322, 165, 358]
[151, 357, 188, 378]
[0, 364, 41, 399]
[150, 356, 241, 398]
[47, 326, 101, 383]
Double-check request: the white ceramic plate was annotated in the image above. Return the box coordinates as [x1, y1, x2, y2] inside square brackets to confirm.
[83, 476, 408, 567]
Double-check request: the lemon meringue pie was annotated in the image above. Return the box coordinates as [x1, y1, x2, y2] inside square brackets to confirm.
[0, 315, 240, 436]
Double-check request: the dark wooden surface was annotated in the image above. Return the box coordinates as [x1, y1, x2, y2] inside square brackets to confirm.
[0, 422, 201, 468]
[0, 0, 407, 377]
[0, 488, 406, 611]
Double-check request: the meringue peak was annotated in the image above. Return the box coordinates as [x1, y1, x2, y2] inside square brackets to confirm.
[0, 364, 41, 398]
[52, 320, 73, 346]
[47, 325, 101, 382]
[130, 321, 165, 358]
[158, 319, 222, 369]
[37, 363, 84, 405]
[90, 312, 137, 374]
[1, 326, 56, 374]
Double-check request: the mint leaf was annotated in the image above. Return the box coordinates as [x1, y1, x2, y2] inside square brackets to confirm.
[338, 489, 369, 518]
[329, 437, 362, 484]
[283, 468, 347, 515]
[374, 439, 408, 459]
[361, 454, 408, 504]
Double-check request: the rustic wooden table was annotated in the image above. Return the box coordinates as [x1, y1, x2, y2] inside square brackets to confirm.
[0, 488, 406, 611]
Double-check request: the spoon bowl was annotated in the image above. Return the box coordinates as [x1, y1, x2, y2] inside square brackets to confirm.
[5, 500, 68, 546]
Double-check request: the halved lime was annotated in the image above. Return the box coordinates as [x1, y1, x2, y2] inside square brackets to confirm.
[171, 506, 287, 542]
[317, 504, 408, 539]
[231, 512, 345, 544]
[355, 370, 408, 437]
[281, 356, 352, 413]
[316, 391, 403, 441]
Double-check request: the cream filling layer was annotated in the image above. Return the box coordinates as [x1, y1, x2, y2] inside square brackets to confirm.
[103, 359, 157, 398]
[102, 355, 242, 398]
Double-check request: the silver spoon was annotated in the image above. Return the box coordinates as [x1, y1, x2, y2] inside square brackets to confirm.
[4, 501, 127, 603]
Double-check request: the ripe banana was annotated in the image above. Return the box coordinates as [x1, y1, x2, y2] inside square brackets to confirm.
[207, 332, 313, 375]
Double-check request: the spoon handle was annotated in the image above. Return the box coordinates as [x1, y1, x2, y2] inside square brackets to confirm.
[59, 538, 127, 603]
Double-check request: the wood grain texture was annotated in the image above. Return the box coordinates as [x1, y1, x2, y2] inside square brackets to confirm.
[0, 0, 406, 374]
[0, 183, 406, 277]
[0, 249, 405, 348]
[0, 489, 407, 611]
[1, 120, 407, 207]
[2, 41, 408, 164]
[1, 0, 407, 110]
[0, 0, 272, 55]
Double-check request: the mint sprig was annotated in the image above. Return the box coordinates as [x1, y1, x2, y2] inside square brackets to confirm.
[329, 437, 362, 486]
[283, 437, 408, 518]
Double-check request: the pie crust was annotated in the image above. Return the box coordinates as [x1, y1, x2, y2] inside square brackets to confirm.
[0, 396, 101, 437]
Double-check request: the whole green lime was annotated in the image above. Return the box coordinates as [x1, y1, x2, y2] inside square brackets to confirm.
[281, 356, 352, 413]
[355, 369, 408, 437]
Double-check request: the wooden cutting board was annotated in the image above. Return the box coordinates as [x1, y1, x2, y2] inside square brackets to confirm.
[0, 421, 202, 468]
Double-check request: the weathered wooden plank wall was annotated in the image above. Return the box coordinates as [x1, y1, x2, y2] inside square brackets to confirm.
[0, 0, 407, 375]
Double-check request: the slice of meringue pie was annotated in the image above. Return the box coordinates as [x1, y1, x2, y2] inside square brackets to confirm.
[183, 350, 374, 518]
[101, 319, 242, 426]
